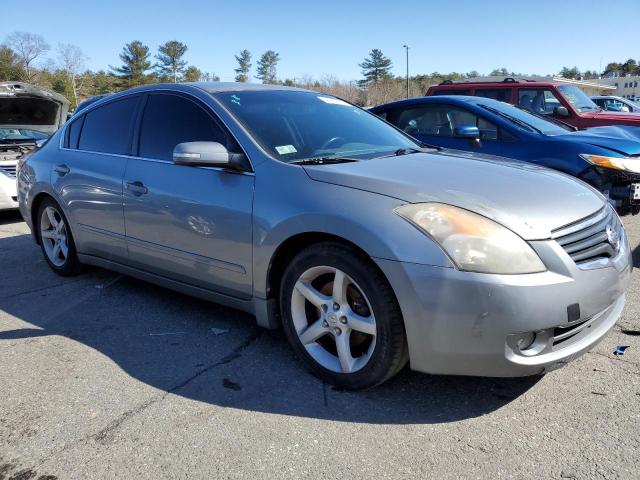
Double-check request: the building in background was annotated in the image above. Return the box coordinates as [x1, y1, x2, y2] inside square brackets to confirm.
[593, 76, 640, 101]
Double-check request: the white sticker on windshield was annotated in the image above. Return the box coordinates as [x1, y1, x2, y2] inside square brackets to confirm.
[275, 145, 298, 155]
[317, 96, 349, 106]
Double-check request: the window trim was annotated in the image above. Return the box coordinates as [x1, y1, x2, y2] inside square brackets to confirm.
[133, 91, 253, 172]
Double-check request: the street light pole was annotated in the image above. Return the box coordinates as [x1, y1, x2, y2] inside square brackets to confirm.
[403, 44, 411, 98]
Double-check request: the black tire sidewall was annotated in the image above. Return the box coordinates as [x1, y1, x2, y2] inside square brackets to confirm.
[280, 242, 406, 390]
[36, 198, 81, 276]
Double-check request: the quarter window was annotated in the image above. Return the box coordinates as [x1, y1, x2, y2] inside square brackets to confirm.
[66, 115, 84, 149]
[138, 94, 227, 161]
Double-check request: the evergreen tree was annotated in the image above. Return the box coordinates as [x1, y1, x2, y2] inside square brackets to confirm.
[0, 46, 26, 81]
[358, 49, 392, 86]
[183, 66, 202, 82]
[256, 50, 279, 84]
[234, 49, 252, 82]
[155, 40, 188, 82]
[111, 40, 152, 87]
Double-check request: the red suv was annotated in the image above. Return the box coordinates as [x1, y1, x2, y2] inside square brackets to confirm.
[426, 78, 640, 129]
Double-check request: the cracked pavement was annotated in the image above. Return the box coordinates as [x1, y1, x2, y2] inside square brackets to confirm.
[0, 210, 638, 479]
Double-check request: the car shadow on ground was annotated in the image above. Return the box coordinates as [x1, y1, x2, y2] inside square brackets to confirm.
[0, 225, 540, 425]
[0, 210, 23, 225]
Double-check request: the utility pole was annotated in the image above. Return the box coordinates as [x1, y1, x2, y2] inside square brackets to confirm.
[403, 44, 411, 98]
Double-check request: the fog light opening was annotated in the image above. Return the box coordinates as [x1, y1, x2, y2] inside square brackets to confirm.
[517, 332, 537, 351]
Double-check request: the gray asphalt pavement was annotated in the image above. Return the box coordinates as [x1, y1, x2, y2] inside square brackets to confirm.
[0, 210, 638, 480]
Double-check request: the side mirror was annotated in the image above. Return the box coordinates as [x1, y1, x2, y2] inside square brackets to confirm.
[173, 141, 235, 168]
[453, 126, 480, 139]
[554, 106, 569, 117]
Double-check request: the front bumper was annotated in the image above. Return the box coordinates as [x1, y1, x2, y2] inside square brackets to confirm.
[0, 172, 18, 210]
[375, 228, 632, 377]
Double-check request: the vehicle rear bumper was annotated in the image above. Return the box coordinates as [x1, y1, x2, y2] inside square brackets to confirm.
[374, 232, 632, 377]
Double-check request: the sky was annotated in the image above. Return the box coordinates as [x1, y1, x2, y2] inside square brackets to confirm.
[5, 0, 640, 82]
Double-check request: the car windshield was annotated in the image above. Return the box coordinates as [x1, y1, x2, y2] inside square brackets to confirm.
[479, 102, 571, 136]
[215, 90, 419, 162]
[556, 85, 600, 112]
[0, 128, 49, 142]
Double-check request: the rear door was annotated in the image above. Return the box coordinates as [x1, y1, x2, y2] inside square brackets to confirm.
[54, 95, 140, 262]
[123, 92, 254, 299]
[388, 103, 502, 156]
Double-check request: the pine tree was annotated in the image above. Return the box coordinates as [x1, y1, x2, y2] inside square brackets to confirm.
[234, 49, 252, 82]
[111, 41, 152, 87]
[358, 49, 392, 86]
[183, 66, 202, 82]
[256, 50, 279, 84]
[155, 40, 188, 83]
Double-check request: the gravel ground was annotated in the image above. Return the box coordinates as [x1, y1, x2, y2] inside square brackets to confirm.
[0, 210, 638, 480]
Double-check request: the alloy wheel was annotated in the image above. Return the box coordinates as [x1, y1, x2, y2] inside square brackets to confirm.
[290, 266, 377, 373]
[40, 206, 69, 267]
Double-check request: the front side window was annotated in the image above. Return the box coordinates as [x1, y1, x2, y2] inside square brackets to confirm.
[138, 94, 227, 161]
[475, 88, 511, 102]
[517, 89, 563, 115]
[78, 96, 138, 154]
[215, 91, 418, 162]
[393, 104, 498, 140]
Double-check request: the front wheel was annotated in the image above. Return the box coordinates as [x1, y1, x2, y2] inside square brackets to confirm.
[280, 242, 408, 389]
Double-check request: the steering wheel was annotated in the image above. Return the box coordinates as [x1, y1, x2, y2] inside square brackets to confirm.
[320, 136, 346, 150]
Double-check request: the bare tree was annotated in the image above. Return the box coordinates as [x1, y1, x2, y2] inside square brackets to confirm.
[4, 31, 50, 82]
[57, 43, 87, 106]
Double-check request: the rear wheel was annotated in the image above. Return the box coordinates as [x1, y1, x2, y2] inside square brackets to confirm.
[37, 198, 82, 276]
[280, 242, 408, 389]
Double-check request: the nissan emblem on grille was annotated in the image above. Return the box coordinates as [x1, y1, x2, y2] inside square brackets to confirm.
[606, 224, 620, 252]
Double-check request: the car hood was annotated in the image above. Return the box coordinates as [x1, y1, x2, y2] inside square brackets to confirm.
[0, 82, 69, 135]
[303, 151, 605, 240]
[581, 110, 640, 123]
[558, 125, 640, 156]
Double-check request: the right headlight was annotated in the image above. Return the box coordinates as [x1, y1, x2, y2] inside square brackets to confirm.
[579, 154, 640, 174]
[395, 203, 546, 274]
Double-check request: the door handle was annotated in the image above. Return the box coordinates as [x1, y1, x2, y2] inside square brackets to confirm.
[54, 164, 70, 176]
[125, 181, 148, 196]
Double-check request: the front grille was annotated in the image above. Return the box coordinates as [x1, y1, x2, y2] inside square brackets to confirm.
[551, 206, 623, 264]
[0, 164, 17, 178]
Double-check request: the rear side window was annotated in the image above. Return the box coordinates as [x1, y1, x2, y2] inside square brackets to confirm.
[475, 89, 511, 102]
[517, 89, 561, 115]
[78, 97, 138, 154]
[66, 115, 84, 149]
[431, 89, 470, 96]
[138, 94, 227, 161]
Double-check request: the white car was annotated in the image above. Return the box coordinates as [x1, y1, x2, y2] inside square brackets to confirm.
[0, 82, 69, 210]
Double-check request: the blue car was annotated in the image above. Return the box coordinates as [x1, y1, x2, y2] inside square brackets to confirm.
[370, 96, 640, 213]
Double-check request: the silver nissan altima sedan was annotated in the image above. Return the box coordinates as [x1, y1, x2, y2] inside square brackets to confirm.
[17, 83, 632, 389]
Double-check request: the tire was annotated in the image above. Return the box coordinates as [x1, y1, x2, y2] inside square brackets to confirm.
[36, 197, 83, 276]
[280, 242, 408, 390]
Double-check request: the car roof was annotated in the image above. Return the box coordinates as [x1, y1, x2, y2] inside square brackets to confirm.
[189, 81, 310, 94]
[372, 95, 502, 110]
[431, 80, 559, 89]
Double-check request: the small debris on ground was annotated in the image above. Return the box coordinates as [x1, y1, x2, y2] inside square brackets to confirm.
[591, 391, 607, 396]
[613, 345, 630, 356]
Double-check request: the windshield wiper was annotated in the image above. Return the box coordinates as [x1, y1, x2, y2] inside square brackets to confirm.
[290, 156, 359, 166]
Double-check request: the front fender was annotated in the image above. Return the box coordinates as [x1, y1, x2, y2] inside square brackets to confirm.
[251, 162, 453, 298]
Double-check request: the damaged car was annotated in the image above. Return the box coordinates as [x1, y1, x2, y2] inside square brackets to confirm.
[1, 82, 69, 210]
